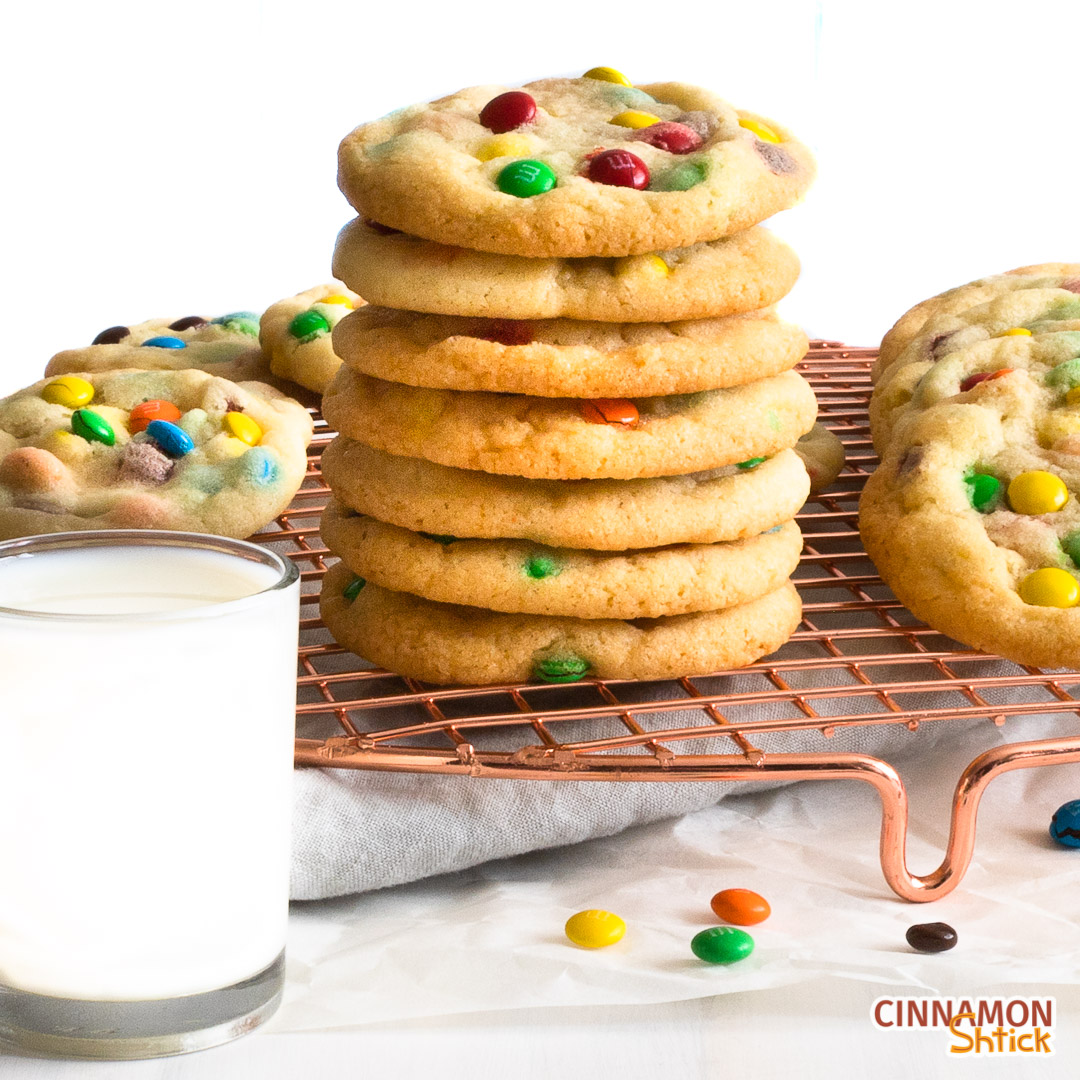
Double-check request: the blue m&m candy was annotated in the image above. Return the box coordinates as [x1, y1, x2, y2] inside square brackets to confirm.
[145, 419, 194, 458]
[236, 446, 280, 487]
[1049, 799, 1080, 847]
[141, 336, 187, 349]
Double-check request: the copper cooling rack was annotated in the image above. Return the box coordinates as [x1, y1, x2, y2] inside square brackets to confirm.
[252, 342, 1080, 902]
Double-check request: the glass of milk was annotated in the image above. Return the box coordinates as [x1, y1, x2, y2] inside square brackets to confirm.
[0, 530, 299, 1059]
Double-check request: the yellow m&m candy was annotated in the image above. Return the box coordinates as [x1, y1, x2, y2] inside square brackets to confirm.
[1019, 567, 1080, 608]
[583, 66, 631, 86]
[739, 118, 780, 143]
[615, 253, 671, 279]
[475, 133, 533, 162]
[996, 326, 1032, 337]
[224, 411, 263, 447]
[319, 294, 354, 308]
[565, 909, 626, 948]
[41, 376, 94, 409]
[1008, 471, 1069, 515]
[610, 110, 662, 129]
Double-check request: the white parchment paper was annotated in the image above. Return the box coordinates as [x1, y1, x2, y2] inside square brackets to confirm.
[276, 711, 1080, 1031]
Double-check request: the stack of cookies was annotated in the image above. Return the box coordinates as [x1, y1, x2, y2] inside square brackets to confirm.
[318, 69, 818, 685]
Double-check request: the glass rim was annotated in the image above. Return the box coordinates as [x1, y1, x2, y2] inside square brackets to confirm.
[0, 530, 299, 623]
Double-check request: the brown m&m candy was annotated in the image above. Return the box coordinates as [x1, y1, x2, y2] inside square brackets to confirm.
[905, 921, 957, 953]
[91, 325, 130, 346]
[168, 315, 209, 332]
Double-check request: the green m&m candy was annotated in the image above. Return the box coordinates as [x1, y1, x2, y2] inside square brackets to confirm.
[534, 653, 589, 683]
[71, 408, 115, 446]
[652, 159, 708, 192]
[736, 456, 767, 470]
[1063, 531, 1080, 567]
[691, 926, 755, 965]
[289, 309, 331, 343]
[525, 554, 561, 579]
[497, 159, 557, 198]
[963, 471, 1000, 511]
[1045, 358, 1080, 389]
[343, 575, 366, 602]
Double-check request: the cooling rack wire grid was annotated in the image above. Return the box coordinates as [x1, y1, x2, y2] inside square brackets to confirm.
[250, 342, 1080, 901]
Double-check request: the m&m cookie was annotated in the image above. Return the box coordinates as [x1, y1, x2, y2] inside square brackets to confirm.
[0, 370, 312, 541]
[322, 367, 817, 480]
[46, 311, 269, 382]
[320, 499, 802, 619]
[874, 262, 1080, 383]
[320, 438, 811, 552]
[331, 218, 800, 323]
[259, 282, 365, 394]
[336, 73, 814, 257]
[331, 305, 808, 399]
[862, 274, 1080, 667]
[319, 563, 802, 686]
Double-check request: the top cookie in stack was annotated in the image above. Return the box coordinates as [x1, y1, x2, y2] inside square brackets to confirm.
[320, 68, 817, 686]
[336, 72, 814, 257]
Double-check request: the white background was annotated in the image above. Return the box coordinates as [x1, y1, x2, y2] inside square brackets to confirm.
[5, 0, 1080, 393]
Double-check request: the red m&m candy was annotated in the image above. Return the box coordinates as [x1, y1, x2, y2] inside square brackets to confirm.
[633, 122, 703, 155]
[480, 91, 537, 134]
[958, 368, 1013, 393]
[477, 319, 533, 346]
[586, 149, 649, 189]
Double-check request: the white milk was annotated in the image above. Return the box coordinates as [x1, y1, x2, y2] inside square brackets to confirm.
[0, 542, 298, 1001]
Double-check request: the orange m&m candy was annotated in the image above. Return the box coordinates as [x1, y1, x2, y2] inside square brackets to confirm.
[710, 888, 771, 926]
[129, 400, 182, 433]
[580, 398, 639, 427]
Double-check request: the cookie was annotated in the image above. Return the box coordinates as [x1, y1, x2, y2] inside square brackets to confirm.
[870, 291, 1080, 452]
[0, 370, 313, 540]
[320, 565, 802, 685]
[795, 423, 846, 493]
[322, 367, 817, 480]
[259, 283, 365, 394]
[321, 437, 810, 550]
[332, 217, 799, 322]
[337, 74, 814, 258]
[320, 499, 802, 619]
[46, 311, 268, 382]
[875, 264, 1080, 382]
[860, 341, 1080, 667]
[870, 329, 1080, 454]
[331, 305, 808, 398]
